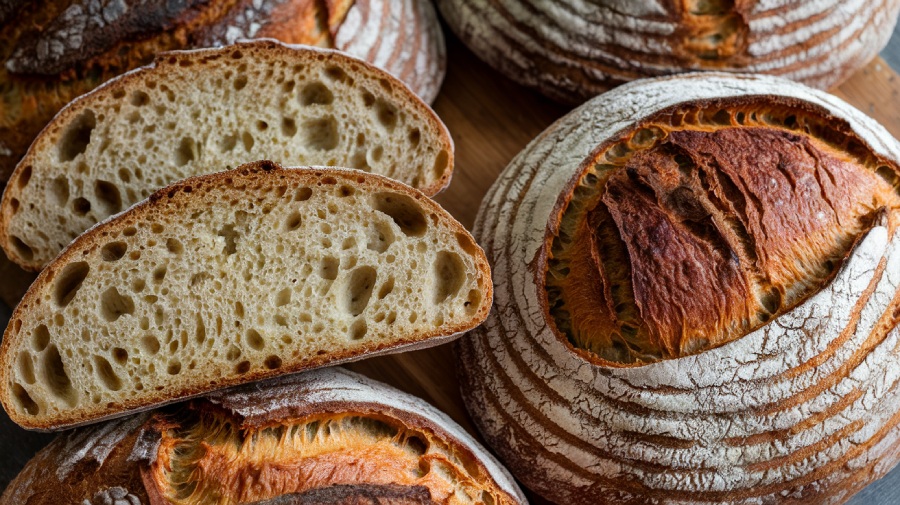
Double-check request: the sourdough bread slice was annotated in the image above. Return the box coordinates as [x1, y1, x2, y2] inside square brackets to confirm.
[0, 39, 453, 271]
[0, 161, 491, 431]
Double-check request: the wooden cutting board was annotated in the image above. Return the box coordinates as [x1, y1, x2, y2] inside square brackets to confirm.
[3, 34, 900, 502]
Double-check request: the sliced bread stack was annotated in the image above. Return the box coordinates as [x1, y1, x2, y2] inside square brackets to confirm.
[0, 40, 454, 271]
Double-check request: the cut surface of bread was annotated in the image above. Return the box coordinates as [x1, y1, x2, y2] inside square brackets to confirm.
[0, 369, 526, 505]
[0, 161, 491, 430]
[0, 39, 453, 271]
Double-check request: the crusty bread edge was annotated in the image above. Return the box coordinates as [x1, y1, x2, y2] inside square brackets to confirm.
[0, 160, 490, 431]
[0, 39, 455, 271]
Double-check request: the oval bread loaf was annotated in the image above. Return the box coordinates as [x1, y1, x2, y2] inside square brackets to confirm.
[437, 0, 900, 103]
[0, 368, 526, 505]
[0, 39, 453, 271]
[0, 0, 445, 182]
[0, 160, 491, 431]
[460, 73, 900, 503]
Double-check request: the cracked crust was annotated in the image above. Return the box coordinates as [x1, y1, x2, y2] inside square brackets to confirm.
[0, 0, 445, 182]
[460, 72, 900, 504]
[437, 0, 900, 103]
[0, 369, 526, 505]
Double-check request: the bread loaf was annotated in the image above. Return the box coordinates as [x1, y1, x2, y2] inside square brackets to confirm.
[0, 368, 526, 505]
[437, 0, 900, 103]
[0, 161, 491, 430]
[0, 39, 453, 271]
[0, 0, 445, 183]
[460, 72, 900, 503]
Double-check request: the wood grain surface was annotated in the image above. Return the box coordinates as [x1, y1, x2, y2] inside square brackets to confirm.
[3, 34, 900, 503]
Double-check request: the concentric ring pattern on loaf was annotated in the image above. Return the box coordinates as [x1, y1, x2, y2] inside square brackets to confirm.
[0, 161, 492, 430]
[0, 39, 453, 271]
[0, 368, 526, 505]
[0, 0, 445, 183]
[459, 72, 900, 504]
[437, 0, 900, 103]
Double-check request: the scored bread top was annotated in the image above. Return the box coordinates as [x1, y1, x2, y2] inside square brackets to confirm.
[0, 39, 453, 271]
[0, 161, 491, 431]
[0, 368, 526, 505]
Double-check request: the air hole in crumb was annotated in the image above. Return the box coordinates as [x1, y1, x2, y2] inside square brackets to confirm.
[17, 352, 35, 384]
[42, 344, 75, 405]
[407, 435, 428, 455]
[375, 99, 398, 132]
[362, 90, 375, 107]
[94, 355, 122, 391]
[101, 241, 127, 261]
[54, 261, 90, 306]
[301, 81, 334, 105]
[51, 177, 70, 205]
[319, 257, 339, 280]
[12, 384, 38, 415]
[281, 117, 297, 137]
[378, 276, 394, 299]
[285, 212, 302, 231]
[112, 347, 128, 365]
[242, 131, 255, 152]
[235, 361, 251, 374]
[876, 165, 899, 188]
[295, 187, 312, 201]
[153, 266, 167, 283]
[32, 325, 50, 351]
[218, 223, 239, 255]
[408, 128, 421, 147]
[433, 149, 450, 179]
[373, 193, 427, 237]
[349, 319, 367, 340]
[246, 329, 265, 350]
[234, 75, 248, 90]
[167, 361, 182, 375]
[73, 197, 91, 216]
[59, 110, 96, 162]
[166, 238, 183, 255]
[10, 236, 33, 261]
[142, 336, 160, 355]
[338, 185, 354, 197]
[256, 120, 268, 131]
[434, 251, 465, 303]
[130, 91, 150, 106]
[100, 287, 134, 321]
[346, 266, 377, 316]
[302, 116, 338, 151]
[264, 355, 282, 369]
[324, 66, 348, 82]
[17, 165, 31, 188]
[175, 137, 198, 167]
[94, 180, 122, 214]
[275, 288, 291, 307]
[465, 289, 482, 314]
[760, 286, 782, 315]
[220, 134, 238, 152]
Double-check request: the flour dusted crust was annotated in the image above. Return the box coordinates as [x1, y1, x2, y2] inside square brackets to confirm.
[0, 368, 526, 505]
[0, 0, 446, 183]
[459, 73, 900, 503]
[437, 0, 900, 103]
[0, 161, 491, 430]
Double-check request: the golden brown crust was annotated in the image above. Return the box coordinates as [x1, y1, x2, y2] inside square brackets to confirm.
[0, 370, 524, 505]
[0, 160, 491, 430]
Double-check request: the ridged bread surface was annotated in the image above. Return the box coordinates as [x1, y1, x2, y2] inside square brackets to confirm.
[0, 39, 453, 271]
[460, 73, 900, 504]
[0, 161, 491, 430]
[1, 368, 526, 505]
[437, 0, 900, 102]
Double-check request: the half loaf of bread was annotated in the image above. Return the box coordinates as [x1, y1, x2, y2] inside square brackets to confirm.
[0, 39, 454, 271]
[0, 0, 446, 182]
[437, 0, 900, 103]
[461, 73, 900, 503]
[0, 160, 491, 431]
[0, 368, 526, 505]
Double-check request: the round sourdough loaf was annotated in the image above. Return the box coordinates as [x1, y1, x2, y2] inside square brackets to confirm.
[459, 72, 900, 504]
[0, 0, 445, 182]
[0, 368, 527, 505]
[437, 0, 900, 103]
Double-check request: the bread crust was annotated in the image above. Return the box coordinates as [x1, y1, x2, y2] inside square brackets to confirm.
[0, 38, 455, 271]
[0, 0, 446, 182]
[459, 72, 900, 503]
[0, 161, 491, 430]
[437, 0, 900, 103]
[0, 368, 526, 505]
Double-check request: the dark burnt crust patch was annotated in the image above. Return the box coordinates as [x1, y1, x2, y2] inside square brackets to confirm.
[544, 97, 900, 365]
[245, 484, 435, 505]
